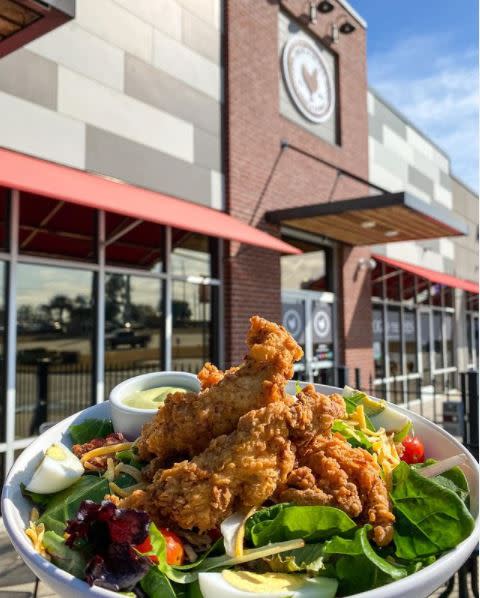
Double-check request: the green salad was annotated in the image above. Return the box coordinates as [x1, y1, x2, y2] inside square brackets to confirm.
[21, 386, 474, 598]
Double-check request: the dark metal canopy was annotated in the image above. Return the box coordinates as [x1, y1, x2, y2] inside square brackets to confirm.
[0, 0, 75, 58]
[266, 191, 468, 246]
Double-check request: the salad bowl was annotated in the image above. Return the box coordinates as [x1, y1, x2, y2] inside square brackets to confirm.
[2, 383, 479, 598]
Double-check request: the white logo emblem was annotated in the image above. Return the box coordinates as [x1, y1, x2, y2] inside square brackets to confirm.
[283, 308, 302, 338]
[282, 37, 334, 123]
[313, 310, 330, 339]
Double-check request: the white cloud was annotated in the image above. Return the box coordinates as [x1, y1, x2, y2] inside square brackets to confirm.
[368, 34, 479, 190]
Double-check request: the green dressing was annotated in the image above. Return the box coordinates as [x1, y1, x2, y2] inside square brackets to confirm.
[122, 386, 186, 410]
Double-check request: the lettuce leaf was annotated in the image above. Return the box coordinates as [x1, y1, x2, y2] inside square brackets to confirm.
[245, 504, 356, 546]
[21, 483, 52, 508]
[391, 461, 474, 560]
[43, 531, 88, 579]
[264, 542, 325, 573]
[331, 420, 372, 450]
[39, 475, 109, 535]
[69, 419, 114, 444]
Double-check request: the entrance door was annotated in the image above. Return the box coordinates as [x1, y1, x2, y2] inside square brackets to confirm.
[282, 290, 336, 383]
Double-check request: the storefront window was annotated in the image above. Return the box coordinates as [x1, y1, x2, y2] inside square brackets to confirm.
[372, 305, 384, 378]
[371, 262, 383, 299]
[0, 262, 5, 445]
[445, 313, 454, 367]
[16, 264, 94, 437]
[104, 273, 163, 393]
[281, 238, 332, 291]
[420, 313, 431, 386]
[19, 193, 96, 262]
[387, 307, 401, 378]
[0, 187, 9, 249]
[385, 269, 401, 301]
[105, 214, 164, 272]
[433, 311, 443, 369]
[172, 231, 211, 278]
[172, 280, 212, 372]
[404, 309, 417, 374]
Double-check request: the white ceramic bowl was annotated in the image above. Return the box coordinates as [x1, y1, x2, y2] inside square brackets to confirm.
[2, 383, 479, 598]
[109, 370, 200, 439]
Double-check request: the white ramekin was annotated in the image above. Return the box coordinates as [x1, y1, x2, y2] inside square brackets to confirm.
[108, 371, 200, 439]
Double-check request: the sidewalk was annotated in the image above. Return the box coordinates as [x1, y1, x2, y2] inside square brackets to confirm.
[0, 520, 461, 598]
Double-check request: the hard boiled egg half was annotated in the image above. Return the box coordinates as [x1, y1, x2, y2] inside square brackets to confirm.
[199, 571, 338, 598]
[26, 443, 84, 494]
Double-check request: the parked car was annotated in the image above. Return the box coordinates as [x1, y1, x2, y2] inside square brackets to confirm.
[105, 328, 151, 350]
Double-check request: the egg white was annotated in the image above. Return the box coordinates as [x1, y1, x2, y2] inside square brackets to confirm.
[26, 443, 84, 494]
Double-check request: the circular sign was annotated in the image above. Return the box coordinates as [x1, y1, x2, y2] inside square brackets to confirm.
[283, 308, 302, 338]
[313, 309, 331, 339]
[282, 36, 334, 123]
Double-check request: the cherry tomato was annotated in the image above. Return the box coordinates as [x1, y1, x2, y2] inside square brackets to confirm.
[401, 435, 425, 464]
[134, 537, 158, 564]
[159, 528, 185, 565]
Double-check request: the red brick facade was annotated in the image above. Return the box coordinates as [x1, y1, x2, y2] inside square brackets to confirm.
[224, 0, 373, 384]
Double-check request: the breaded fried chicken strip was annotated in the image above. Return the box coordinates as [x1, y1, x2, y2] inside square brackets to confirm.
[145, 399, 297, 531]
[276, 434, 395, 546]
[138, 386, 346, 532]
[137, 316, 303, 463]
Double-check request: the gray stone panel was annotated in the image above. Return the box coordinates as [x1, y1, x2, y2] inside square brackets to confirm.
[86, 126, 212, 206]
[420, 239, 440, 252]
[182, 9, 221, 64]
[373, 96, 406, 139]
[194, 127, 221, 171]
[0, 48, 57, 110]
[408, 165, 434, 197]
[125, 54, 221, 137]
[439, 169, 452, 191]
[368, 114, 383, 143]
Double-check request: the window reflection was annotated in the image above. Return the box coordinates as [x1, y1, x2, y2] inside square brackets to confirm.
[105, 214, 164, 272]
[433, 311, 443, 369]
[172, 231, 211, 278]
[281, 238, 332, 291]
[19, 193, 96, 262]
[105, 274, 163, 394]
[172, 280, 211, 373]
[0, 187, 8, 250]
[445, 313, 454, 367]
[372, 305, 384, 379]
[16, 264, 94, 437]
[387, 307, 401, 379]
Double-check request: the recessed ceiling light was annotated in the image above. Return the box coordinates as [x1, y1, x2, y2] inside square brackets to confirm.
[385, 230, 399, 237]
[361, 221, 376, 229]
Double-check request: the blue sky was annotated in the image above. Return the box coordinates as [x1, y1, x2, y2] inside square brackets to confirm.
[353, 0, 478, 191]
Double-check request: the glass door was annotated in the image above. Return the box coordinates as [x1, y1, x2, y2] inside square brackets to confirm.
[282, 290, 336, 384]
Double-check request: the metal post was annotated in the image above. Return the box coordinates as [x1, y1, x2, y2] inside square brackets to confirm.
[337, 366, 349, 388]
[95, 210, 105, 403]
[164, 227, 172, 370]
[466, 370, 479, 460]
[354, 367, 361, 390]
[5, 190, 19, 476]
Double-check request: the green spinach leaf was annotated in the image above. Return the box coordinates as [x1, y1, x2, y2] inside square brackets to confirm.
[414, 459, 469, 502]
[43, 531, 88, 579]
[140, 567, 177, 598]
[21, 483, 52, 508]
[391, 461, 474, 559]
[69, 418, 114, 444]
[326, 525, 406, 595]
[245, 503, 356, 546]
[39, 475, 109, 535]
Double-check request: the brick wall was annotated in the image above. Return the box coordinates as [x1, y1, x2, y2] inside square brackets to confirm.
[225, 0, 373, 382]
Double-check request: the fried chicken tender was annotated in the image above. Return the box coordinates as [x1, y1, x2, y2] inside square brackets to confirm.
[277, 434, 395, 546]
[145, 399, 297, 531]
[137, 316, 303, 463]
[139, 386, 346, 532]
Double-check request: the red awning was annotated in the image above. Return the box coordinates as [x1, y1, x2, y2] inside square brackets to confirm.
[0, 148, 300, 255]
[373, 254, 479, 294]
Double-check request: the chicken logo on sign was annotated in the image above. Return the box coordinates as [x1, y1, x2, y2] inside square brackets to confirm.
[282, 37, 334, 123]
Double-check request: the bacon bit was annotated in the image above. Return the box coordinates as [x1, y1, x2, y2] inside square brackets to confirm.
[72, 433, 127, 470]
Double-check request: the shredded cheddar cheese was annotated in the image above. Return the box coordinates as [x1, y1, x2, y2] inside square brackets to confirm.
[25, 521, 49, 559]
[80, 442, 132, 463]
